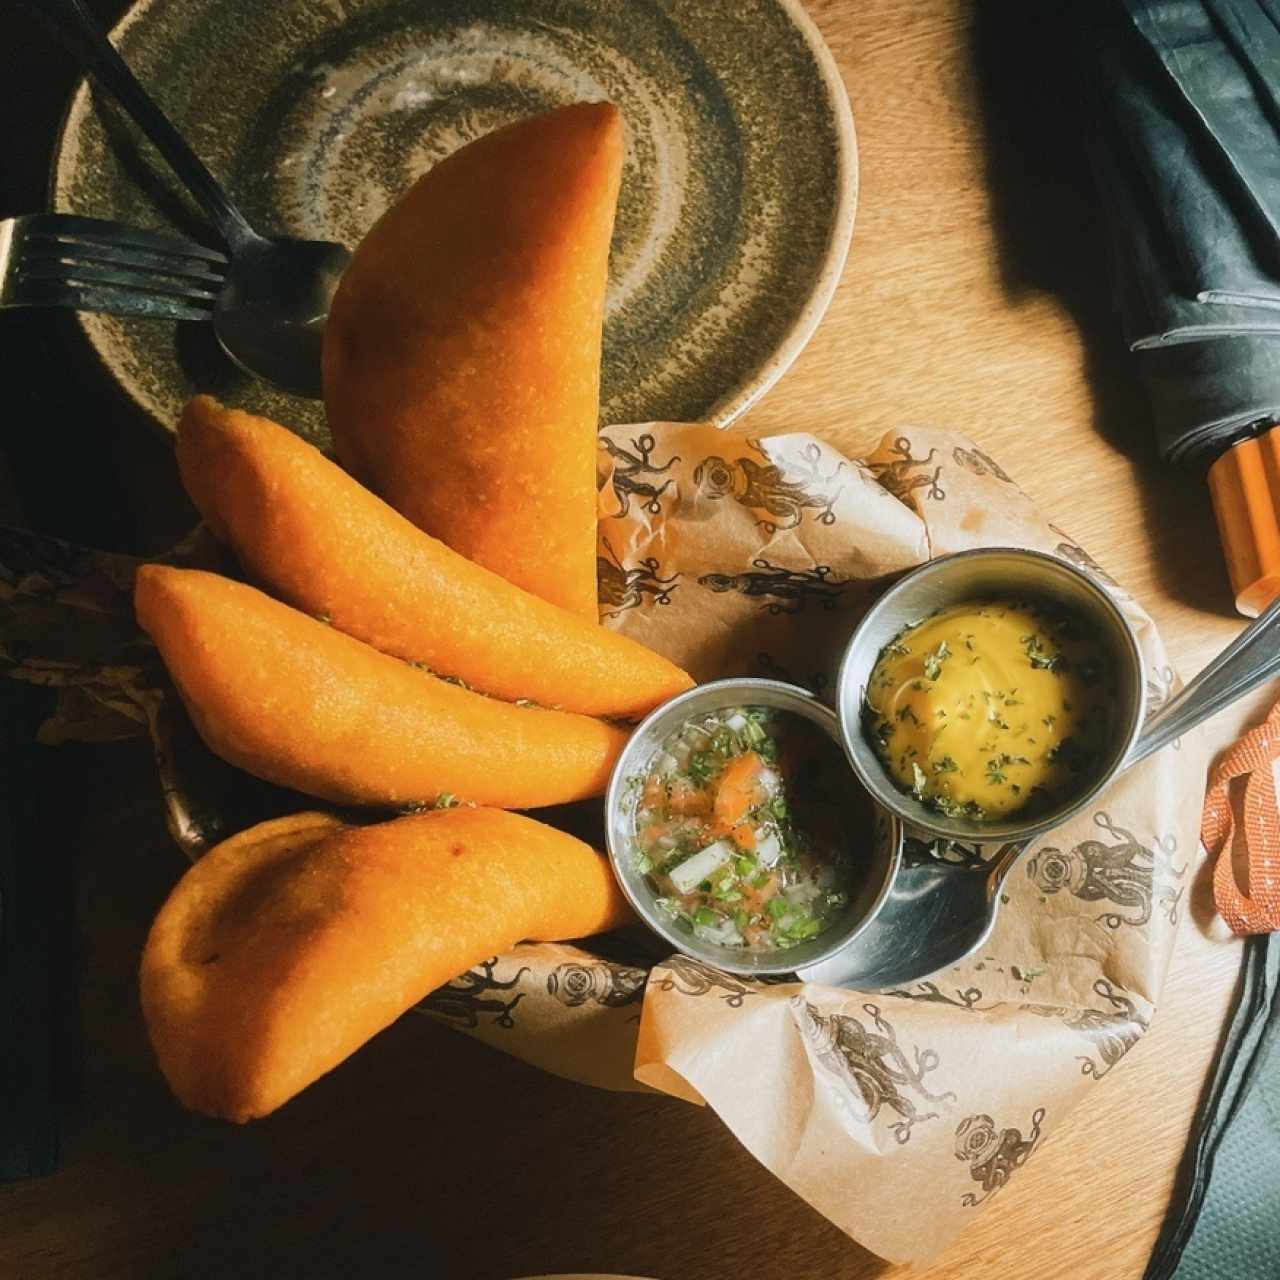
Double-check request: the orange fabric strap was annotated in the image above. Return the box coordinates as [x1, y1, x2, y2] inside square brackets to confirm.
[1204, 702, 1280, 934]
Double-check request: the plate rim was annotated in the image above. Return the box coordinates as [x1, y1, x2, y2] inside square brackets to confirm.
[50, 0, 858, 433]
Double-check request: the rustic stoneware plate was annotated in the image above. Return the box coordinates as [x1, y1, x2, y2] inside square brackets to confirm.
[52, 0, 856, 445]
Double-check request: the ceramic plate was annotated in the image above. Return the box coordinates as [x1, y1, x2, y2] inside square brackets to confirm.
[53, 0, 856, 444]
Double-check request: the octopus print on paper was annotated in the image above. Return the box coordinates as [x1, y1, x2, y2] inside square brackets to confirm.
[597, 537, 680, 619]
[882, 981, 988, 1012]
[418, 957, 530, 1029]
[866, 436, 945, 504]
[547, 959, 647, 1009]
[697, 558, 847, 615]
[651, 954, 763, 1008]
[1047, 524, 1125, 590]
[1144, 664, 1177, 715]
[951, 444, 1013, 484]
[1027, 812, 1185, 929]
[797, 999, 956, 1144]
[955, 1106, 1045, 1206]
[600, 433, 680, 517]
[693, 440, 847, 533]
[1024, 978, 1150, 1080]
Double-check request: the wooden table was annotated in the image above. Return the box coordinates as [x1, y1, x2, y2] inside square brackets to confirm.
[0, 2, 1270, 1277]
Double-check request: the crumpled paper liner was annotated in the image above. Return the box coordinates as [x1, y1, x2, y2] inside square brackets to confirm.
[0, 425, 1204, 1263]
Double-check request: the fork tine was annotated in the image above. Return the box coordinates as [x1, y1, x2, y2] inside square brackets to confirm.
[21, 236, 227, 288]
[4, 277, 216, 323]
[16, 259, 221, 303]
[27, 213, 227, 264]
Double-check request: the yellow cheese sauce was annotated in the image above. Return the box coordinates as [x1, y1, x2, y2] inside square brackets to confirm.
[863, 599, 1114, 821]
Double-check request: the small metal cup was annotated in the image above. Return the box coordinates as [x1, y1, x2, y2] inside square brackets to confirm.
[604, 678, 902, 976]
[836, 547, 1146, 845]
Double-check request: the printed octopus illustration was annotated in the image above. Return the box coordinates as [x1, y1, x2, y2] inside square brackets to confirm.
[693, 442, 847, 533]
[1024, 978, 1150, 1080]
[1026, 812, 1185, 929]
[1145, 664, 1177, 714]
[866, 436, 945, 503]
[547, 960, 646, 1009]
[652, 954, 764, 1008]
[883, 981, 987, 1012]
[417, 957, 530, 1029]
[698, 559, 847, 615]
[951, 444, 1013, 484]
[954, 1107, 1045, 1206]
[596, 537, 680, 619]
[1048, 526, 1127, 596]
[797, 999, 956, 1144]
[599, 433, 680, 517]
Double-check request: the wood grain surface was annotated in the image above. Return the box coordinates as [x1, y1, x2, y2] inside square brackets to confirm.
[0, 2, 1270, 1278]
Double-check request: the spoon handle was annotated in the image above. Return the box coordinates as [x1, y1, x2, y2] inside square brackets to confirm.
[25, 0, 259, 252]
[1126, 593, 1280, 770]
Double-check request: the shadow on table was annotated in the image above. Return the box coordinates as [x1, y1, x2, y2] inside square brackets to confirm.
[967, 1, 1236, 618]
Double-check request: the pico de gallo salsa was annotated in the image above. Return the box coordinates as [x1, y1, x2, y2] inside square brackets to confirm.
[628, 705, 854, 953]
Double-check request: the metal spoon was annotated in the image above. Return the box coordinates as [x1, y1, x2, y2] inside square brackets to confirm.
[798, 593, 1280, 991]
[29, 0, 350, 397]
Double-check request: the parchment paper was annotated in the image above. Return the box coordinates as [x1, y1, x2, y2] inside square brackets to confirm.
[0, 425, 1204, 1264]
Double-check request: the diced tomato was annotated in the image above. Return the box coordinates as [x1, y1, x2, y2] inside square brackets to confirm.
[741, 873, 778, 914]
[643, 775, 666, 810]
[712, 751, 767, 831]
[667, 780, 711, 816]
[729, 823, 756, 851]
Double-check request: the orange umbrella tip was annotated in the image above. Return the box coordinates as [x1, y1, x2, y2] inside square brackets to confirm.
[1208, 424, 1280, 618]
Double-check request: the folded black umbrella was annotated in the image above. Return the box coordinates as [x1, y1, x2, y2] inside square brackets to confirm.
[1145, 932, 1280, 1280]
[1087, 83, 1280, 351]
[1082, 0, 1280, 471]
[1122, 0, 1280, 302]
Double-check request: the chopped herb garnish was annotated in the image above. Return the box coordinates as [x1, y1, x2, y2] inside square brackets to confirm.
[686, 752, 716, 786]
[1022, 633, 1064, 672]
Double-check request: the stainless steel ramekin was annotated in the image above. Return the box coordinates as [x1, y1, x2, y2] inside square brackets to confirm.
[604, 677, 902, 976]
[835, 547, 1146, 845]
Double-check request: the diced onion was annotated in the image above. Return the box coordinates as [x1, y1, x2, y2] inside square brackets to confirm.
[654, 751, 679, 777]
[694, 915, 744, 946]
[669, 840, 734, 894]
[726, 712, 748, 732]
[758, 767, 782, 795]
[755, 831, 783, 868]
